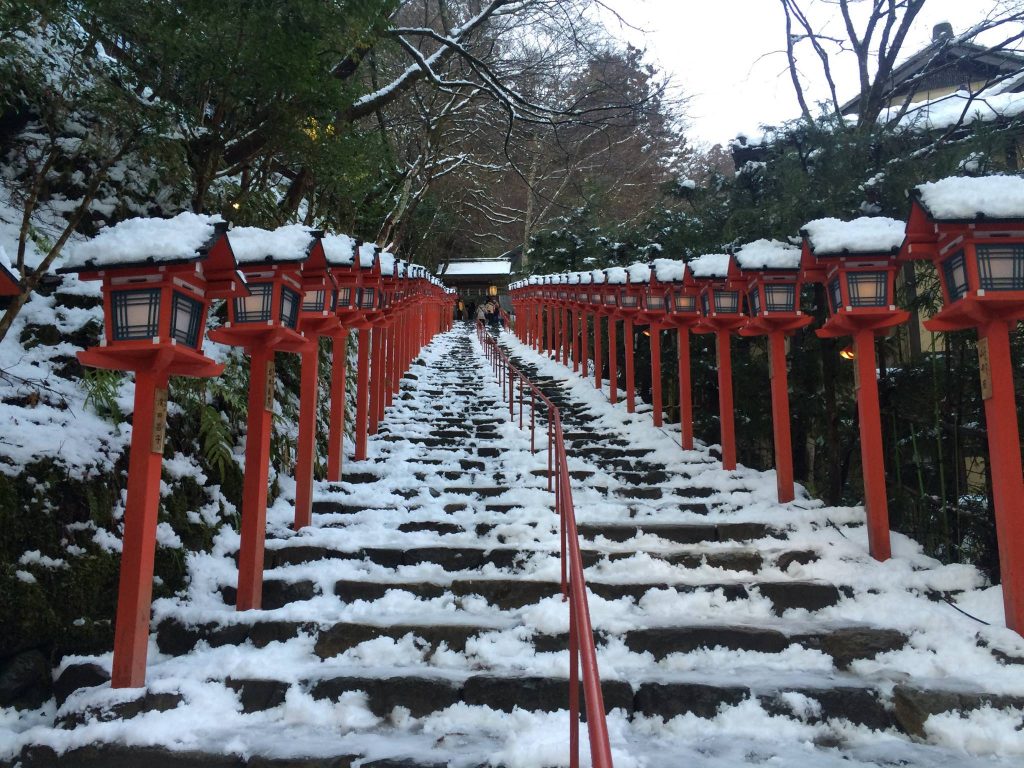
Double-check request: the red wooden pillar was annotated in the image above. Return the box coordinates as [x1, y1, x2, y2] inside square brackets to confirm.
[293, 343, 318, 529]
[237, 346, 275, 610]
[562, 308, 571, 366]
[678, 328, 694, 450]
[852, 329, 892, 562]
[716, 330, 737, 471]
[326, 332, 347, 482]
[624, 319, 636, 413]
[581, 312, 590, 378]
[979, 319, 1024, 632]
[110, 369, 169, 688]
[607, 317, 618, 405]
[572, 310, 581, 373]
[649, 325, 663, 427]
[386, 322, 397, 406]
[355, 329, 371, 460]
[370, 325, 386, 433]
[768, 332, 795, 503]
[594, 315, 603, 390]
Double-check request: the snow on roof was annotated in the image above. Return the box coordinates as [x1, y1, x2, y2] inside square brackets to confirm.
[63, 212, 224, 270]
[802, 217, 905, 255]
[321, 233, 356, 266]
[915, 175, 1024, 220]
[626, 263, 652, 283]
[734, 239, 801, 270]
[652, 258, 685, 282]
[0, 245, 20, 281]
[441, 260, 512, 277]
[380, 251, 397, 275]
[590, 269, 606, 284]
[888, 82, 1024, 132]
[358, 243, 378, 268]
[687, 253, 731, 278]
[578, 271, 593, 284]
[229, 224, 314, 265]
[605, 266, 628, 284]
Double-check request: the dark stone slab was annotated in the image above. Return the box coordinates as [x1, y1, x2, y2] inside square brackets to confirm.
[59, 692, 183, 728]
[449, 580, 560, 609]
[446, 486, 506, 498]
[315, 623, 482, 659]
[225, 678, 291, 713]
[775, 550, 820, 571]
[634, 682, 748, 719]
[761, 686, 892, 729]
[462, 675, 567, 713]
[311, 676, 461, 718]
[52, 662, 109, 707]
[16, 745, 244, 768]
[755, 582, 842, 614]
[617, 486, 662, 500]
[403, 547, 486, 570]
[716, 523, 772, 541]
[221, 580, 317, 610]
[808, 628, 908, 669]
[673, 487, 716, 499]
[311, 500, 367, 515]
[265, 546, 359, 568]
[625, 626, 791, 659]
[334, 581, 447, 602]
[892, 685, 1024, 737]
[459, 460, 486, 471]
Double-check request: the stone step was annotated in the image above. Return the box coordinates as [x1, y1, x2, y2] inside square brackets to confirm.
[578, 522, 778, 543]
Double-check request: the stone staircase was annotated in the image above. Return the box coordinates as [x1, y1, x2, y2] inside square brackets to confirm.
[11, 323, 1024, 767]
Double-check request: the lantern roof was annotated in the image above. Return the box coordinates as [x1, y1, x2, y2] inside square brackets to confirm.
[652, 258, 685, 283]
[687, 253, 732, 278]
[734, 238, 801, 270]
[61, 212, 229, 271]
[380, 251, 398, 275]
[626, 262, 652, 284]
[605, 266, 628, 284]
[321, 233, 358, 266]
[358, 243, 379, 268]
[229, 224, 317, 265]
[590, 269, 606, 284]
[912, 175, 1024, 222]
[801, 216, 905, 256]
[0, 245, 20, 294]
[576, 271, 593, 284]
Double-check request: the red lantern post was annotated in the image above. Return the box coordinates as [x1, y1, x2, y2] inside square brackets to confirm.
[617, 265, 648, 414]
[602, 268, 628, 404]
[801, 216, 909, 562]
[575, 273, 593, 378]
[735, 239, 811, 503]
[59, 213, 244, 687]
[636, 264, 673, 427]
[689, 254, 746, 470]
[587, 270, 607, 391]
[659, 260, 701, 449]
[210, 225, 312, 610]
[352, 245, 385, 460]
[902, 175, 1024, 633]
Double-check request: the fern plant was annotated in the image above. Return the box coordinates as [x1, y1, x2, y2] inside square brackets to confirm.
[81, 368, 124, 425]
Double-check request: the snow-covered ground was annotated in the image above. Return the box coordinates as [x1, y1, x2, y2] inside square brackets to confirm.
[2, 324, 1024, 767]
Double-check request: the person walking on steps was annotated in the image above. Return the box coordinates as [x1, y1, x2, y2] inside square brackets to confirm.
[476, 304, 486, 326]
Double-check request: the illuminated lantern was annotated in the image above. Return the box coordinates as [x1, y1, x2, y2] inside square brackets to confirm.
[211, 224, 312, 611]
[657, 258, 701, 449]
[58, 212, 242, 687]
[688, 253, 745, 470]
[902, 174, 1024, 634]
[801, 216, 908, 562]
[735, 239, 810, 503]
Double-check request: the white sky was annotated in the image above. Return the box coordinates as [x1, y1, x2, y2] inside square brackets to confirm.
[601, 0, 1013, 146]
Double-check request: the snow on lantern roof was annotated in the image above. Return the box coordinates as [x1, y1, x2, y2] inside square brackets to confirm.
[578, 271, 593, 284]
[652, 258, 685, 282]
[321, 233, 357, 266]
[590, 269, 606, 284]
[801, 216, 905, 256]
[62, 212, 226, 270]
[687, 253, 731, 278]
[379, 251, 397, 275]
[734, 238, 801, 270]
[605, 267, 628, 284]
[626, 263, 652, 284]
[229, 224, 316, 265]
[914, 175, 1024, 221]
[358, 243, 378, 268]
[528, 276, 540, 285]
[0, 244, 20, 282]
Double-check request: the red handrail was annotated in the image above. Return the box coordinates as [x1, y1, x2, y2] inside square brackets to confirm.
[476, 324, 614, 768]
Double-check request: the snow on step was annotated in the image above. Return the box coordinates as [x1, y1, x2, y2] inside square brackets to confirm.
[11, 324, 1024, 768]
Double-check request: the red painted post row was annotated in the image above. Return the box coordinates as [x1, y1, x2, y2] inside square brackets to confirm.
[64, 220, 455, 688]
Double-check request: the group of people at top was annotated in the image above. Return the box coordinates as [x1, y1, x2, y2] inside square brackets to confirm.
[456, 297, 503, 329]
